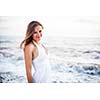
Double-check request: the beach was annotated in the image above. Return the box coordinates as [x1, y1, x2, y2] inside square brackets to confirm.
[0, 34, 100, 83]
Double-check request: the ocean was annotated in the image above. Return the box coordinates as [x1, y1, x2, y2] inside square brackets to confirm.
[0, 34, 100, 83]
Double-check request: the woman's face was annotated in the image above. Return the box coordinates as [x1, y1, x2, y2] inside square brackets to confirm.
[32, 25, 43, 42]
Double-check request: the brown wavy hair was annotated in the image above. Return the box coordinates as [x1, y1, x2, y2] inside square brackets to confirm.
[20, 21, 43, 48]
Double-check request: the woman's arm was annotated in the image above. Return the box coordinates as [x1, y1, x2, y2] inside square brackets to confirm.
[24, 44, 33, 83]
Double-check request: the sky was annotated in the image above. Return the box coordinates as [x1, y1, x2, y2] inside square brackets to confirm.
[0, 16, 100, 37]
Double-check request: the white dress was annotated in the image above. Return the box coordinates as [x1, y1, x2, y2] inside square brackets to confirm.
[32, 41, 51, 83]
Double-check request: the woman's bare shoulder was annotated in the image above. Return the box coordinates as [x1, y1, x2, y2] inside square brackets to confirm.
[24, 42, 35, 52]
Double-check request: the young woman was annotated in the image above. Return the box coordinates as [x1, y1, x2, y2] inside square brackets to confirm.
[20, 21, 51, 83]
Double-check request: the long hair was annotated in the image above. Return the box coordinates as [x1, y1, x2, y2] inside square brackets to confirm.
[20, 21, 43, 48]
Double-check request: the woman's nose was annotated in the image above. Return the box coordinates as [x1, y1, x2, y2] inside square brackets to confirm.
[37, 32, 42, 37]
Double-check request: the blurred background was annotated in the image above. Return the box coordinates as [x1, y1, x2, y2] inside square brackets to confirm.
[0, 16, 100, 83]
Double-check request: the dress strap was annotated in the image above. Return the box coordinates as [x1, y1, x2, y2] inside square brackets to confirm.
[32, 40, 47, 54]
[32, 41, 39, 47]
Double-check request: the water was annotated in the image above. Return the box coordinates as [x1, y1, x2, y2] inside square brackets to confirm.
[0, 34, 100, 83]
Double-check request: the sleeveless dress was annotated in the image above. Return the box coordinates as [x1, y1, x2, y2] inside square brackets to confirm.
[32, 41, 51, 83]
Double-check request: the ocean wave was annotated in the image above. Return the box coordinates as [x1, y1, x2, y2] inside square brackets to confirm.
[69, 63, 100, 75]
[0, 40, 12, 43]
[0, 47, 12, 50]
[51, 61, 100, 76]
[0, 51, 14, 58]
[49, 54, 100, 83]
[82, 50, 100, 59]
[83, 50, 100, 54]
[0, 72, 26, 83]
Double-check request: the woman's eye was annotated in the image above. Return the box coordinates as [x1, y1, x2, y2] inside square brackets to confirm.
[34, 32, 37, 34]
[34, 30, 42, 34]
[39, 30, 42, 33]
